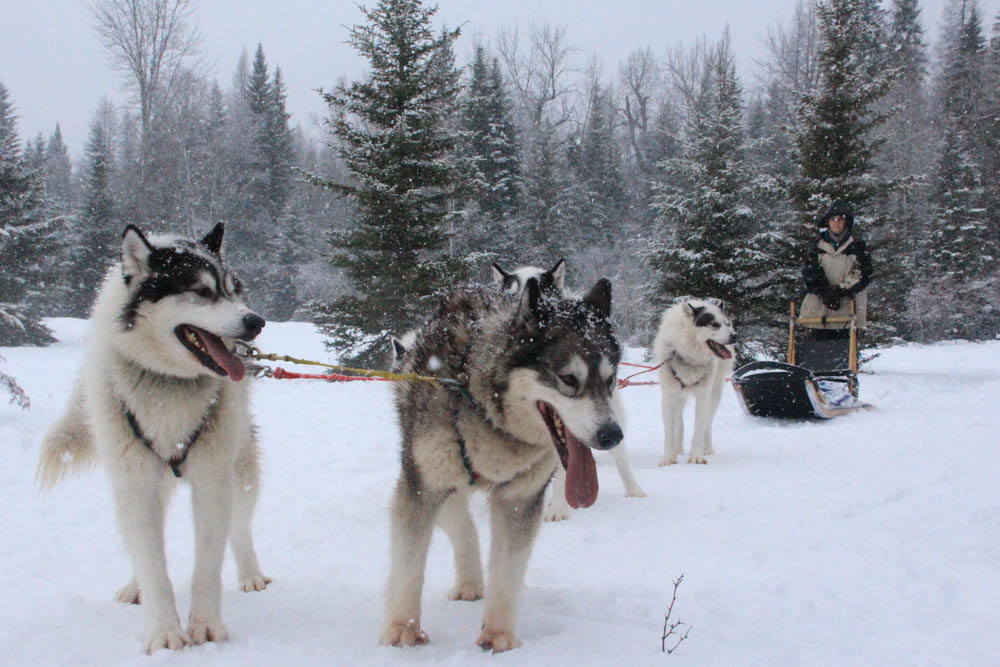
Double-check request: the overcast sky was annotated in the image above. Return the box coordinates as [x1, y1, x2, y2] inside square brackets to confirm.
[3, 0, 997, 158]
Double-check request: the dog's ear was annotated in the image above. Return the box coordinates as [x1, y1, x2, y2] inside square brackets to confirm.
[547, 258, 566, 292]
[583, 278, 612, 319]
[687, 302, 704, 318]
[491, 262, 510, 285]
[390, 336, 407, 363]
[121, 225, 154, 285]
[517, 276, 545, 331]
[200, 222, 225, 256]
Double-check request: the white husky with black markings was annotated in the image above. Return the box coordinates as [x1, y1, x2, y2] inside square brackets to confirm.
[492, 259, 645, 521]
[653, 299, 736, 465]
[37, 223, 270, 654]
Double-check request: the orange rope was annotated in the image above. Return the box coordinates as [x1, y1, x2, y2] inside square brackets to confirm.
[617, 361, 664, 388]
[271, 367, 391, 382]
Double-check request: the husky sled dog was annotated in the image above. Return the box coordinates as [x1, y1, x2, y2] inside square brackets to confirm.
[491, 257, 566, 295]
[491, 260, 645, 520]
[382, 277, 624, 652]
[37, 223, 270, 654]
[653, 299, 735, 465]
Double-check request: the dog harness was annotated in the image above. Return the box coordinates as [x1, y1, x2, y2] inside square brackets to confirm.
[123, 399, 215, 478]
[664, 351, 709, 390]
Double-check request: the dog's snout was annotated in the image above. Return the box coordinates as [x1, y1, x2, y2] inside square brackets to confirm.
[242, 313, 266, 339]
[727, 332, 738, 344]
[597, 422, 623, 450]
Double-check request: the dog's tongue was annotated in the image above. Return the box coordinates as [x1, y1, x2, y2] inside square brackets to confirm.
[564, 428, 598, 509]
[197, 330, 246, 381]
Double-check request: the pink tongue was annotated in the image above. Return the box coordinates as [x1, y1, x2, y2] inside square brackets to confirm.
[198, 330, 246, 381]
[564, 430, 598, 509]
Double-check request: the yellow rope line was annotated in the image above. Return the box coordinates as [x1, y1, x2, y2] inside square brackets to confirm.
[242, 346, 446, 384]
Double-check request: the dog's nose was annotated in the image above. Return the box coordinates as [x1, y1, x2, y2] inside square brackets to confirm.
[596, 422, 623, 450]
[242, 313, 265, 339]
[728, 332, 738, 344]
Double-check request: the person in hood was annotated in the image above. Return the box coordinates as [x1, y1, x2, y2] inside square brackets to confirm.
[800, 199, 873, 342]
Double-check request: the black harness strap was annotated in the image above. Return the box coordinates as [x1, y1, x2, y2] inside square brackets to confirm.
[124, 402, 212, 478]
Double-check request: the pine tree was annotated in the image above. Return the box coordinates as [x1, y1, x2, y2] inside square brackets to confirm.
[915, 1, 997, 339]
[646, 37, 776, 354]
[310, 0, 470, 364]
[67, 106, 118, 317]
[44, 124, 74, 212]
[786, 0, 897, 336]
[568, 82, 626, 248]
[0, 82, 57, 345]
[458, 44, 521, 256]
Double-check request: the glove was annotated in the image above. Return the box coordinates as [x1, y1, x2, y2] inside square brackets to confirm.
[822, 288, 843, 310]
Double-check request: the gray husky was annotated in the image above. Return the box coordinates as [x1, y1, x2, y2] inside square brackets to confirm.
[37, 223, 270, 654]
[491, 259, 645, 521]
[381, 277, 624, 652]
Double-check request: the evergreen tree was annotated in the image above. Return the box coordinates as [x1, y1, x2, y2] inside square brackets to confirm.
[44, 124, 74, 212]
[0, 82, 57, 345]
[310, 0, 469, 364]
[458, 44, 521, 256]
[786, 0, 897, 336]
[647, 37, 776, 355]
[568, 82, 626, 248]
[915, 1, 997, 339]
[67, 107, 118, 317]
[519, 119, 578, 263]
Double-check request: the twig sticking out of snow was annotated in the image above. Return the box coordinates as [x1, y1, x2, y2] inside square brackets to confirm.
[661, 574, 692, 654]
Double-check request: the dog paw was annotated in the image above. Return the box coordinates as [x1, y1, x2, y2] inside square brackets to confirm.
[239, 573, 272, 592]
[380, 619, 429, 647]
[688, 455, 707, 464]
[625, 487, 647, 498]
[544, 507, 569, 522]
[448, 581, 483, 601]
[477, 628, 522, 653]
[187, 620, 229, 645]
[115, 580, 141, 604]
[658, 457, 677, 467]
[145, 626, 191, 654]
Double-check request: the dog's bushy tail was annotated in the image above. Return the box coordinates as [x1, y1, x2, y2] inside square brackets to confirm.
[36, 381, 96, 491]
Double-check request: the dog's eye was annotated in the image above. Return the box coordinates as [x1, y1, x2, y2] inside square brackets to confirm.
[558, 374, 579, 389]
[194, 287, 214, 299]
[711, 322, 721, 329]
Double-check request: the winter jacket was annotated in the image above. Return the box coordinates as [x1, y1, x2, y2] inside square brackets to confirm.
[800, 201, 873, 329]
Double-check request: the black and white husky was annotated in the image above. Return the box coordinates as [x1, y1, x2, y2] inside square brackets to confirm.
[492, 260, 645, 521]
[653, 299, 736, 465]
[382, 277, 623, 652]
[37, 223, 270, 654]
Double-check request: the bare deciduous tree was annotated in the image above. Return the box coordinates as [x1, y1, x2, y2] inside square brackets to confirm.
[619, 47, 660, 172]
[87, 0, 203, 144]
[496, 21, 577, 131]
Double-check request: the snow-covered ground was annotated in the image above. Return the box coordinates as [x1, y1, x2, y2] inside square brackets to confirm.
[2, 319, 998, 665]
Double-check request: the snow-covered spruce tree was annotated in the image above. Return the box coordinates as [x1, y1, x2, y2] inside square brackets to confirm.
[646, 36, 777, 357]
[518, 118, 579, 265]
[0, 82, 57, 346]
[785, 0, 897, 337]
[457, 43, 521, 257]
[309, 0, 470, 365]
[66, 106, 118, 318]
[568, 81, 627, 251]
[913, 1, 997, 340]
[877, 0, 931, 339]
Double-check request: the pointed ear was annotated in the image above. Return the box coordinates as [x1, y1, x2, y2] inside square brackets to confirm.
[548, 258, 566, 292]
[200, 222, 225, 255]
[517, 277, 544, 330]
[583, 278, 612, 319]
[687, 302, 704, 318]
[491, 262, 510, 286]
[121, 225, 153, 284]
[391, 336, 407, 361]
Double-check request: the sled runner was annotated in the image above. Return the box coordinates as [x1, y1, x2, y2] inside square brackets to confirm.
[731, 301, 873, 419]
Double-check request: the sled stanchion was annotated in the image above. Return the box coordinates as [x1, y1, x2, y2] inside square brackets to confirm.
[788, 301, 796, 365]
[849, 300, 858, 374]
